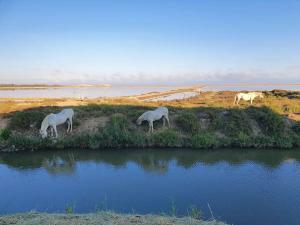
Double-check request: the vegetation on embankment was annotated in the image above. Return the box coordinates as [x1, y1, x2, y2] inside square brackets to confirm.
[0, 211, 227, 225]
[0, 90, 299, 151]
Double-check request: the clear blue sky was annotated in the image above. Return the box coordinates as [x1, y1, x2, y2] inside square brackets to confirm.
[0, 0, 299, 85]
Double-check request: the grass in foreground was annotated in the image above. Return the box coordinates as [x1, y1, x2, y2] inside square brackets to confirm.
[0, 211, 227, 225]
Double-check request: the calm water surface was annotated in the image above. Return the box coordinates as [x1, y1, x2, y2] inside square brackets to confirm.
[0, 149, 300, 225]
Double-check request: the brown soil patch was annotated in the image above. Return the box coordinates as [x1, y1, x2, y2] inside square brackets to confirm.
[0, 117, 9, 129]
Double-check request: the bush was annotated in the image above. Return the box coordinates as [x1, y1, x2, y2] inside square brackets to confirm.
[8, 134, 50, 150]
[212, 109, 252, 136]
[252, 135, 275, 148]
[99, 114, 146, 148]
[292, 122, 300, 134]
[232, 132, 251, 148]
[191, 132, 218, 148]
[273, 135, 293, 149]
[151, 129, 182, 147]
[247, 107, 285, 135]
[9, 109, 54, 130]
[175, 111, 200, 133]
[0, 128, 11, 140]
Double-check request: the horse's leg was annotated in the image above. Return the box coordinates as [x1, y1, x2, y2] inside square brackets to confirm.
[166, 115, 170, 128]
[70, 118, 73, 132]
[50, 126, 54, 137]
[236, 97, 240, 105]
[53, 125, 58, 138]
[67, 120, 70, 133]
[163, 116, 166, 127]
[148, 121, 152, 133]
[250, 98, 253, 104]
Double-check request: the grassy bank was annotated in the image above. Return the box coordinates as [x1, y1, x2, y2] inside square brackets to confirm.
[0, 211, 227, 225]
[0, 90, 299, 151]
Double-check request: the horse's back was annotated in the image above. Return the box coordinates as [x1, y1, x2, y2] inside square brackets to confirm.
[61, 108, 74, 117]
[155, 107, 168, 115]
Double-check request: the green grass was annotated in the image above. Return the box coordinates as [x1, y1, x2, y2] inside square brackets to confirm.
[0, 128, 11, 141]
[191, 132, 218, 149]
[175, 110, 200, 134]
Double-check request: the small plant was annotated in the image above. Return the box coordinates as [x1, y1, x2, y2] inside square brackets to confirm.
[191, 132, 218, 148]
[187, 205, 202, 219]
[0, 128, 11, 140]
[175, 111, 200, 133]
[234, 131, 251, 148]
[65, 204, 74, 214]
[152, 129, 182, 147]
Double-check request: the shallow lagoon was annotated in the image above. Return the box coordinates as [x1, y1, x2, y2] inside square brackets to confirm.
[0, 149, 300, 225]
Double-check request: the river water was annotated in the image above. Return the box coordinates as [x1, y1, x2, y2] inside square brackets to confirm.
[0, 149, 300, 225]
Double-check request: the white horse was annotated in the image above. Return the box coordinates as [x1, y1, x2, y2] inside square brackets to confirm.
[136, 107, 170, 133]
[40, 108, 74, 139]
[234, 92, 264, 105]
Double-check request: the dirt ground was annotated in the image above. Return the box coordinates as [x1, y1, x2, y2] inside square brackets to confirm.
[0, 212, 227, 225]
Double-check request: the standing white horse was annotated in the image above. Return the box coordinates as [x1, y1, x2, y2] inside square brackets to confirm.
[40, 108, 74, 139]
[136, 107, 170, 133]
[234, 92, 264, 105]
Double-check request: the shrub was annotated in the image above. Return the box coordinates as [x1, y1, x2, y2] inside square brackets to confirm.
[0, 128, 11, 140]
[247, 107, 285, 135]
[273, 135, 293, 149]
[292, 122, 300, 134]
[212, 109, 252, 137]
[8, 134, 50, 150]
[191, 132, 218, 148]
[175, 111, 200, 133]
[99, 114, 146, 148]
[252, 135, 275, 148]
[232, 132, 251, 148]
[151, 129, 182, 147]
[9, 109, 54, 130]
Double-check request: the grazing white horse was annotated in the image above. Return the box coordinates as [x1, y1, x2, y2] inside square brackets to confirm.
[136, 107, 170, 133]
[234, 92, 264, 105]
[40, 108, 74, 139]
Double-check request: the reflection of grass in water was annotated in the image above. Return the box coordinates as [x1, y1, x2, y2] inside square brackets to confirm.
[65, 203, 75, 214]
[187, 205, 202, 220]
[169, 199, 177, 217]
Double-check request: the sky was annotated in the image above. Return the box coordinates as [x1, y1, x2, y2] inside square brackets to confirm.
[0, 0, 300, 85]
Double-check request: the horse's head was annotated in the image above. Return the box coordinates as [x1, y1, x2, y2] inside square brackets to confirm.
[40, 129, 47, 139]
[136, 115, 144, 125]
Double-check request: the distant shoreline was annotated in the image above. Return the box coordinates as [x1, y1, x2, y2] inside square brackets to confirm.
[0, 84, 112, 90]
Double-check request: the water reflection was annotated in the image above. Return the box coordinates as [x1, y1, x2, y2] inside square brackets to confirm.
[1, 149, 300, 175]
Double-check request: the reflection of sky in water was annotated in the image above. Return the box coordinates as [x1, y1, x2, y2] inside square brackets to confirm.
[1, 149, 300, 225]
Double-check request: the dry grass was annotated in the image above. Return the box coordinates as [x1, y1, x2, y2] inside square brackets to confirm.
[0, 211, 227, 225]
[0, 90, 299, 117]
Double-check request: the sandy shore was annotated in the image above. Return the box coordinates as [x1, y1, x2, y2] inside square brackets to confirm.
[0, 212, 227, 225]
